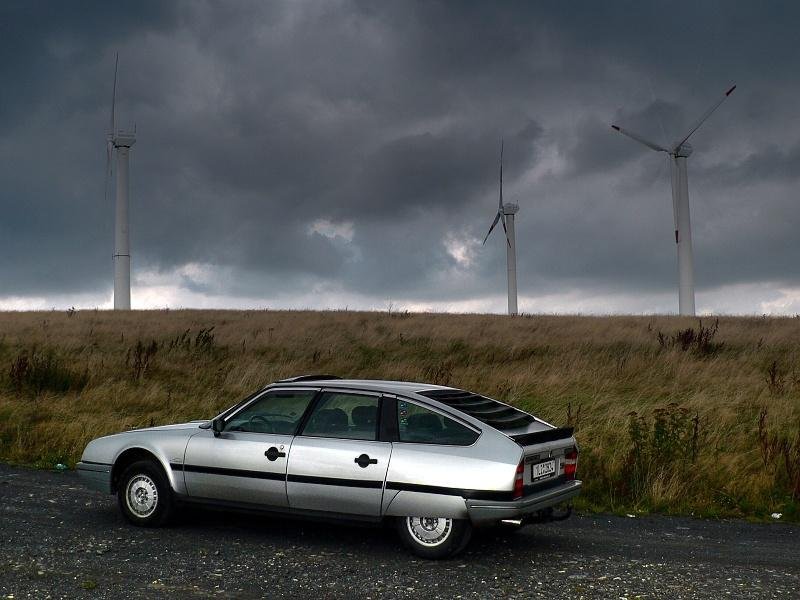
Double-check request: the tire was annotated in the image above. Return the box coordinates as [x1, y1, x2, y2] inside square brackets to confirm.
[396, 516, 473, 560]
[117, 460, 174, 527]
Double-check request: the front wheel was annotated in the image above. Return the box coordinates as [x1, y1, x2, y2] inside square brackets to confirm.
[396, 516, 472, 559]
[117, 460, 174, 527]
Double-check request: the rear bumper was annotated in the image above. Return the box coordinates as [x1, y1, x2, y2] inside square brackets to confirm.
[466, 480, 582, 524]
[76, 462, 113, 494]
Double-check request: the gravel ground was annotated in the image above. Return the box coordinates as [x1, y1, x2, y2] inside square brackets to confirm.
[0, 463, 798, 599]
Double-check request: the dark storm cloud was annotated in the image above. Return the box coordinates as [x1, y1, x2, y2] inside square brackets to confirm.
[1, 1, 800, 309]
[704, 142, 800, 186]
[333, 121, 541, 220]
[0, 2, 176, 126]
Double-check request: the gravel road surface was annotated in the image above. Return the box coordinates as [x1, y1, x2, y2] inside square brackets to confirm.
[0, 464, 797, 599]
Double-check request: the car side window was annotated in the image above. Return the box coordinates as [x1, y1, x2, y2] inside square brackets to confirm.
[301, 392, 379, 441]
[397, 400, 478, 445]
[224, 390, 316, 435]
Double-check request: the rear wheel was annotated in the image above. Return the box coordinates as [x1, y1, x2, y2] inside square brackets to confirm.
[396, 516, 472, 559]
[117, 460, 174, 527]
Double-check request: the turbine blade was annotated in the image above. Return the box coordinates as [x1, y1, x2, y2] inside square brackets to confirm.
[498, 139, 504, 209]
[500, 212, 511, 248]
[611, 125, 668, 152]
[482, 212, 501, 245]
[110, 52, 118, 135]
[104, 141, 113, 205]
[672, 84, 736, 151]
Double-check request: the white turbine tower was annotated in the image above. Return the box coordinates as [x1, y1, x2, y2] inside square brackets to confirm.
[612, 84, 736, 316]
[105, 53, 136, 310]
[483, 140, 519, 315]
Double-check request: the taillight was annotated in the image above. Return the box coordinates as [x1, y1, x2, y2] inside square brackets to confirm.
[513, 460, 525, 499]
[564, 448, 578, 480]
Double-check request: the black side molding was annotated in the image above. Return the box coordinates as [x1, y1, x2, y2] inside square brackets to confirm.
[512, 427, 575, 447]
[386, 481, 512, 502]
[78, 460, 112, 467]
[172, 463, 284, 482]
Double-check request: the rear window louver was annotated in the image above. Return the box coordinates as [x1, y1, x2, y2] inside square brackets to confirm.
[418, 389, 535, 430]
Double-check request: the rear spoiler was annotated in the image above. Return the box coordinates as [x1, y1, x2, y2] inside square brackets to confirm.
[511, 427, 575, 447]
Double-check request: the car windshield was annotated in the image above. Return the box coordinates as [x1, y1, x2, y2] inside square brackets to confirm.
[225, 390, 316, 434]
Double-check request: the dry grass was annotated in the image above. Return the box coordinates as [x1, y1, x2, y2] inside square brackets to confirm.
[1, 309, 799, 519]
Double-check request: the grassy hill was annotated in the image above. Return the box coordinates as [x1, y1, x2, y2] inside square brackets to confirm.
[1, 309, 798, 520]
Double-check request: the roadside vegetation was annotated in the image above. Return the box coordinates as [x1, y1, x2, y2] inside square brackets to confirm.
[0, 309, 798, 521]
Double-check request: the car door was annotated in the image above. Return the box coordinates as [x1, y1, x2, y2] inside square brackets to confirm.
[183, 388, 317, 507]
[286, 390, 391, 517]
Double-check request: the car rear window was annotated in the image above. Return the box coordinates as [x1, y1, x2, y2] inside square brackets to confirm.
[417, 389, 535, 431]
[397, 400, 478, 446]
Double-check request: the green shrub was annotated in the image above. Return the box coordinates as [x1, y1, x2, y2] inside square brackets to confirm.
[623, 403, 703, 503]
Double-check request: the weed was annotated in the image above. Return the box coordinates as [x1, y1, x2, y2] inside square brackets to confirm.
[169, 329, 192, 352]
[194, 327, 216, 353]
[8, 349, 88, 394]
[167, 328, 216, 356]
[128, 340, 158, 381]
[757, 408, 800, 500]
[656, 318, 723, 356]
[423, 359, 454, 386]
[765, 360, 786, 395]
[566, 401, 582, 432]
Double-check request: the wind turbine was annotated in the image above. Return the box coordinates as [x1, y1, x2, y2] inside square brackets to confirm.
[483, 140, 519, 315]
[612, 84, 736, 316]
[105, 53, 136, 310]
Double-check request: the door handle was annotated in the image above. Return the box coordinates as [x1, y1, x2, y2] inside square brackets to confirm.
[354, 453, 378, 468]
[265, 446, 286, 461]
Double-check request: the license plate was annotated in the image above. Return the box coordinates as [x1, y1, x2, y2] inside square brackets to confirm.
[531, 459, 556, 481]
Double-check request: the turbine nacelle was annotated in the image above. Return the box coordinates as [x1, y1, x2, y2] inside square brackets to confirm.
[112, 131, 136, 149]
[502, 203, 519, 215]
[672, 142, 693, 158]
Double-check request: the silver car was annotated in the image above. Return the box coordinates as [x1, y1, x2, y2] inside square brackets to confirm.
[77, 376, 581, 559]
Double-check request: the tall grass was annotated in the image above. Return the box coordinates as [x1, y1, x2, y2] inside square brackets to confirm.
[0, 309, 798, 519]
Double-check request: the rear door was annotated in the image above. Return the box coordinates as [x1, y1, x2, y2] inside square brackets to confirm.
[286, 390, 391, 516]
[183, 388, 317, 507]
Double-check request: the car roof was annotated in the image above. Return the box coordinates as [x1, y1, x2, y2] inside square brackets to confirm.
[270, 378, 455, 396]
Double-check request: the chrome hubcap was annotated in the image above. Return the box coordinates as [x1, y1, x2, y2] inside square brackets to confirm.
[125, 475, 158, 518]
[406, 516, 452, 547]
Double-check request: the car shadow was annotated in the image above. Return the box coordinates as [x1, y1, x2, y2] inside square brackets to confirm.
[162, 505, 576, 563]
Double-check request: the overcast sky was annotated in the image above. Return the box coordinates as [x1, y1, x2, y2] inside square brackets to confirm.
[1, 1, 799, 314]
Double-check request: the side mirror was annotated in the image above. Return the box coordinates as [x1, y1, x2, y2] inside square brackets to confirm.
[212, 418, 224, 437]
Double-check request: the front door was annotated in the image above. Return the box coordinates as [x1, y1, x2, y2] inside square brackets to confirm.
[287, 391, 391, 516]
[183, 388, 317, 507]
